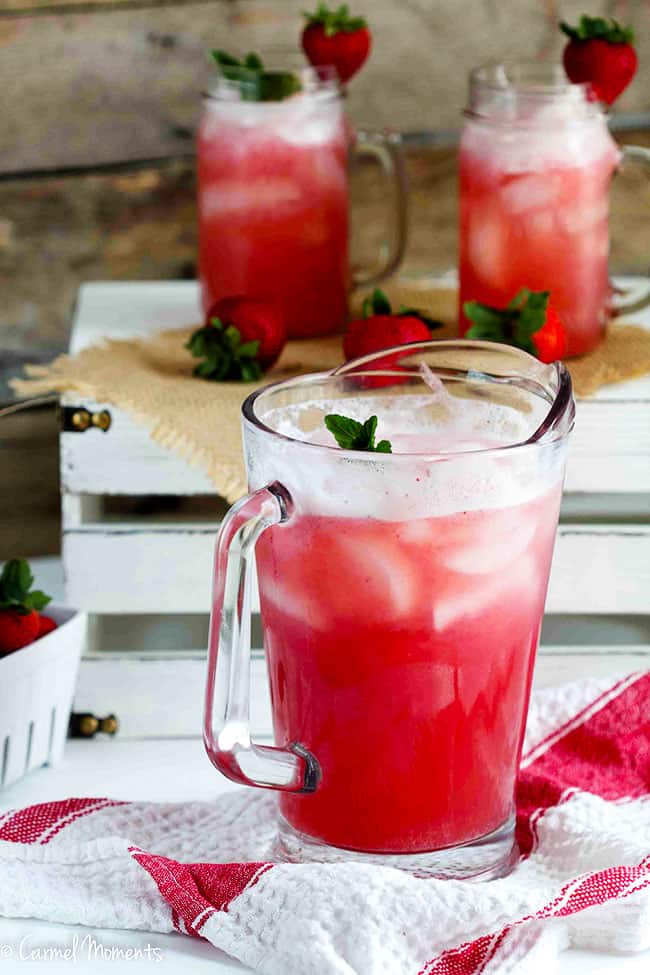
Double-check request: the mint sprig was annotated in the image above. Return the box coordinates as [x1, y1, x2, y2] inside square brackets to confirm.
[0, 559, 51, 615]
[559, 15, 634, 45]
[303, 3, 367, 36]
[464, 288, 550, 356]
[211, 50, 301, 102]
[324, 414, 392, 452]
[186, 318, 262, 382]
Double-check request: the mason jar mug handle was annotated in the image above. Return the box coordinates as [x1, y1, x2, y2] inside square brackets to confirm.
[203, 483, 321, 793]
[611, 144, 650, 317]
[351, 130, 408, 287]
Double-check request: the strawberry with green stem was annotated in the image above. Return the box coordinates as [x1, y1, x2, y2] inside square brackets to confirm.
[344, 288, 442, 362]
[560, 15, 637, 106]
[0, 559, 52, 655]
[302, 4, 371, 84]
[186, 296, 287, 382]
[463, 289, 568, 364]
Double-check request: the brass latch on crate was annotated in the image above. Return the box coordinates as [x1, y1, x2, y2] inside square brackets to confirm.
[61, 406, 112, 433]
[69, 712, 119, 739]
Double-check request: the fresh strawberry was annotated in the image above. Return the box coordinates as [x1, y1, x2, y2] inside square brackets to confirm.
[0, 559, 52, 656]
[302, 4, 371, 84]
[0, 610, 40, 655]
[344, 289, 441, 361]
[186, 296, 287, 382]
[529, 305, 568, 363]
[463, 289, 568, 364]
[36, 615, 58, 639]
[560, 16, 637, 106]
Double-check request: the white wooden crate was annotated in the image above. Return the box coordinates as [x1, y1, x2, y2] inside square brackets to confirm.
[61, 281, 650, 730]
[61, 280, 650, 498]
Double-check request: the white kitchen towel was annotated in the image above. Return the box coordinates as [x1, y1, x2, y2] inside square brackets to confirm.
[0, 672, 648, 974]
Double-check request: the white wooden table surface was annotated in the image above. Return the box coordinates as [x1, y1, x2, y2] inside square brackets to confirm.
[0, 732, 648, 975]
[0, 571, 648, 973]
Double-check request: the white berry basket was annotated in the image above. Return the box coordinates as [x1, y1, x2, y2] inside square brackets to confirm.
[0, 606, 86, 790]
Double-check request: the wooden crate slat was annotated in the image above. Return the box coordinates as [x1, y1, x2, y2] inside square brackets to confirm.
[61, 395, 650, 497]
[73, 645, 650, 739]
[63, 524, 650, 615]
[59, 281, 650, 496]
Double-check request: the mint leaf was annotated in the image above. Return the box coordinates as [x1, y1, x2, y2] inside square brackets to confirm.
[213, 50, 241, 67]
[324, 413, 392, 452]
[243, 52, 263, 70]
[210, 49, 301, 102]
[324, 414, 364, 448]
[256, 70, 302, 102]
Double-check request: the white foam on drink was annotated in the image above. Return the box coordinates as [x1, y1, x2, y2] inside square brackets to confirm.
[461, 109, 619, 175]
[203, 91, 343, 148]
[246, 391, 565, 520]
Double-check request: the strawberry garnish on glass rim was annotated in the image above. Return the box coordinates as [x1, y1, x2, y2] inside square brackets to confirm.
[302, 4, 371, 84]
[559, 15, 637, 106]
[463, 289, 568, 364]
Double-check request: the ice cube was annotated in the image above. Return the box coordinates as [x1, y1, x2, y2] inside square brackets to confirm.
[559, 200, 609, 235]
[433, 554, 541, 631]
[333, 532, 418, 619]
[439, 507, 537, 575]
[467, 207, 508, 287]
[199, 179, 302, 219]
[500, 174, 561, 215]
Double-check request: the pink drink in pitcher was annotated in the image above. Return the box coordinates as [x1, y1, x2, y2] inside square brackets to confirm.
[198, 91, 349, 338]
[255, 419, 561, 854]
[458, 63, 621, 357]
[205, 342, 574, 878]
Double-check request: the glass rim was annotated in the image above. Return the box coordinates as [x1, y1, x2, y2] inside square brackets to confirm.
[242, 339, 575, 462]
[464, 59, 603, 124]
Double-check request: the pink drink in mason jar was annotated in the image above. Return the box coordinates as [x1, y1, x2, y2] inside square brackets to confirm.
[205, 343, 574, 879]
[198, 83, 349, 338]
[459, 63, 621, 357]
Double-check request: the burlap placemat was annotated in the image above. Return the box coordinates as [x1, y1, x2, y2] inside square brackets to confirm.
[12, 283, 650, 502]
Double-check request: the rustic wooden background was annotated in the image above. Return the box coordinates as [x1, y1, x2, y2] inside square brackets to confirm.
[1, 0, 649, 557]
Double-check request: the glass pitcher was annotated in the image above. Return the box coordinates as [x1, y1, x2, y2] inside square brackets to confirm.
[198, 65, 406, 339]
[204, 340, 575, 879]
[458, 61, 650, 357]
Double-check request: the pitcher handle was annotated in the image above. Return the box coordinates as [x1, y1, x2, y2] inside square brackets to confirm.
[611, 144, 650, 317]
[351, 129, 408, 287]
[203, 483, 321, 793]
